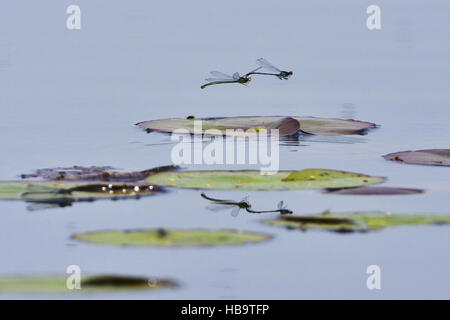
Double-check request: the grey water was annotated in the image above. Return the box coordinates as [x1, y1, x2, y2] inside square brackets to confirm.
[0, 1, 449, 299]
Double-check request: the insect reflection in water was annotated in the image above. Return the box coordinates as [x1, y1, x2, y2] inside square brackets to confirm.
[201, 192, 251, 217]
[201, 193, 293, 217]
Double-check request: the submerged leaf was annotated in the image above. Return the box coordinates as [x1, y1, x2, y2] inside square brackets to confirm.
[263, 212, 450, 233]
[324, 186, 424, 195]
[0, 274, 177, 294]
[145, 169, 384, 190]
[136, 116, 376, 136]
[383, 149, 450, 166]
[73, 228, 271, 247]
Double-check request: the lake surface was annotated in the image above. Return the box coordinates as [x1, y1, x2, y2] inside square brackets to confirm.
[0, 1, 449, 299]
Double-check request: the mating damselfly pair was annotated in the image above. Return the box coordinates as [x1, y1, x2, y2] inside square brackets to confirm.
[201, 193, 292, 217]
[201, 58, 293, 89]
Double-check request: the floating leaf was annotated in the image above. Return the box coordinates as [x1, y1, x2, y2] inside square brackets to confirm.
[73, 228, 271, 247]
[263, 212, 450, 233]
[136, 116, 376, 136]
[383, 149, 450, 166]
[0, 274, 177, 294]
[324, 186, 424, 195]
[20, 165, 179, 182]
[293, 117, 376, 135]
[0, 181, 163, 206]
[1, 166, 171, 210]
[145, 169, 384, 190]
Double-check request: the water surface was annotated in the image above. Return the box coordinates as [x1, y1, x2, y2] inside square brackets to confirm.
[0, 1, 449, 299]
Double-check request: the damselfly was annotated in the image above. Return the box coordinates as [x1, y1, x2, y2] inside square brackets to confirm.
[201, 192, 251, 217]
[275, 201, 293, 215]
[247, 58, 293, 80]
[246, 200, 293, 215]
[201, 71, 252, 89]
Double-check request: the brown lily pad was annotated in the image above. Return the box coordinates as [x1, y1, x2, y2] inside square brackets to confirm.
[324, 186, 424, 195]
[136, 116, 376, 136]
[383, 149, 450, 166]
[20, 165, 179, 182]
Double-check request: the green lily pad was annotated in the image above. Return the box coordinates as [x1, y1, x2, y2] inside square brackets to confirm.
[0, 181, 163, 201]
[263, 211, 450, 233]
[73, 228, 271, 247]
[383, 149, 450, 166]
[136, 116, 376, 136]
[0, 274, 177, 294]
[144, 169, 384, 190]
[324, 186, 424, 195]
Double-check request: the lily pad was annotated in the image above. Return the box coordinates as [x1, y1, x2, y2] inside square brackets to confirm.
[145, 169, 384, 190]
[73, 228, 271, 247]
[0, 274, 177, 294]
[263, 211, 450, 233]
[0, 181, 163, 201]
[20, 165, 179, 182]
[383, 149, 450, 166]
[324, 186, 424, 195]
[136, 116, 376, 136]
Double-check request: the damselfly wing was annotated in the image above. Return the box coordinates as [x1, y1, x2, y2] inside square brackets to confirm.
[231, 196, 250, 217]
[202, 193, 250, 217]
[256, 58, 282, 73]
[253, 58, 293, 80]
[205, 71, 236, 82]
[277, 200, 293, 215]
[205, 204, 233, 212]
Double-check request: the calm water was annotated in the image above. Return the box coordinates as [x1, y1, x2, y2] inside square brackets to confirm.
[0, 1, 449, 299]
